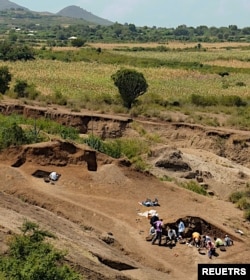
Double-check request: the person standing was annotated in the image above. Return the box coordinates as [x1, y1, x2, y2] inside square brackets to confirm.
[152, 219, 163, 246]
[177, 219, 185, 239]
[150, 214, 159, 227]
[206, 241, 216, 259]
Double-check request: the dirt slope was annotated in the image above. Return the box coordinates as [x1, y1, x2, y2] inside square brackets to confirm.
[0, 109, 250, 279]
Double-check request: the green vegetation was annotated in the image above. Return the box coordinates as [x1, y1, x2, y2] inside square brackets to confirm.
[83, 134, 150, 171]
[190, 94, 247, 107]
[0, 40, 35, 61]
[0, 114, 80, 150]
[229, 188, 250, 221]
[180, 180, 207, 196]
[0, 10, 250, 44]
[0, 220, 81, 280]
[13, 79, 40, 100]
[0, 66, 11, 94]
[111, 68, 148, 108]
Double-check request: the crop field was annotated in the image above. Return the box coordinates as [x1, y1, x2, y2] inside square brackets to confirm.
[1, 42, 250, 127]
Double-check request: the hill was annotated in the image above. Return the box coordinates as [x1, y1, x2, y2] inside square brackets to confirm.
[0, 101, 249, 279]
[57, 5, 113, 26]
[0, 1, 113, 26]
[0, 0, 28, 10]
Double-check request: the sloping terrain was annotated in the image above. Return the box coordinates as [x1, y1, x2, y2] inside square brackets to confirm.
[0, 105, 250, 280]
[57, 5, 113, 25]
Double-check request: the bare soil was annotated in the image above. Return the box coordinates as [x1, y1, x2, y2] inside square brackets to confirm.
[0, 103, 250, 280]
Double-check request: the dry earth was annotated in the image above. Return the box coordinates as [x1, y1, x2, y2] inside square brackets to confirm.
[0, 103, 250, 280]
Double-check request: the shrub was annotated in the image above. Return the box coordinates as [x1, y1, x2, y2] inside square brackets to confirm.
[235, 81, 246, 87]
[14, 79, 29, 98]
[236, 197, 250, 210]
[0, 220, 80, 280]
[0, 122, 27, 149]
[219, 95, 247, 107]
[244, 208, 250, 221]
[229, 191, 245, 203]
[49, 90, 67, 106]
[190, 94, 217, 106]
[14, 79, 40, 100]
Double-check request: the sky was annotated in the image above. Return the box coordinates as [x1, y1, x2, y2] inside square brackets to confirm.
[12, 0, 250, 28]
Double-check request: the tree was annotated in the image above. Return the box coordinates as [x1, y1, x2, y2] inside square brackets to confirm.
[111, 68, 148, 108]
[0, 66, 11, 94]
[71, 38, 86, 47]
[14, 79, 29, 98]
[0, 41, 35, 61]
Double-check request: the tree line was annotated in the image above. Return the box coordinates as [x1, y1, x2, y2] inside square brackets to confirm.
[0, 10, 250, 44]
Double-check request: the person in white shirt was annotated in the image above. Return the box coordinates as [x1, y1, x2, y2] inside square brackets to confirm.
[49, 171, 60, 181]
[168, 228, 177, 244]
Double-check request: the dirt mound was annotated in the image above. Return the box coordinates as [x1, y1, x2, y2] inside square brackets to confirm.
[0, 140, 105, 171]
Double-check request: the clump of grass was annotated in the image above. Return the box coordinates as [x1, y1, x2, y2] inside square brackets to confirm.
[229, 189, 250, 221]
[180, 180, 207, 195]
[229, 191, 245, 203]
[160, 175, 173, 182]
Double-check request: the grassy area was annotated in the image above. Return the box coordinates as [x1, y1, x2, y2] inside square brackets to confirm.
[0, 42, 249, 129]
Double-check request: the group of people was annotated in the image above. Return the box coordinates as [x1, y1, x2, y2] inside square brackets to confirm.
[149, 216, 186, 247]
[148, 215, 234, 259]
[188, 231, 234, 259]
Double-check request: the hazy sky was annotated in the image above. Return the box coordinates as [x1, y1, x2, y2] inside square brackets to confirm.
[12, 0, 250, 28]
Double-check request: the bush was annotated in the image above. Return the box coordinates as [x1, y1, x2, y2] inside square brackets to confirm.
[244, 208, 250, 221]
[0, 123, 27, 149]
[14, 80, 40, 100]
[236, 197, 250, 210]
[229, 191, 245, 203]
[0, 220, 81, 280]
[190, 94, 247, 107]
[14, 79, 29, 98]
[219, 95, 247, 107]
[49, 90, 67, 105]
[190, 94, 217, 106]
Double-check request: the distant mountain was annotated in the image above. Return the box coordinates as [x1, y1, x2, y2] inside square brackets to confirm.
[0, 0, 28, 10]
[57, 5, 113, 26]
[0, 1, 113, 26]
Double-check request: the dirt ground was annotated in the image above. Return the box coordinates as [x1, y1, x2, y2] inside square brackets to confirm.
[0, 105, 250, 280]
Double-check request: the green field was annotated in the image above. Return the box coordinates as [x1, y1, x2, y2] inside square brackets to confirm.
[1, 43, 250, 128]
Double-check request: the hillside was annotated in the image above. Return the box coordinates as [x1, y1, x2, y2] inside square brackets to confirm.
[0, 102, 249, 279]
[57, 5, 113, 26]
[0, 1, 113, 26]
[0, 0, 28, 10]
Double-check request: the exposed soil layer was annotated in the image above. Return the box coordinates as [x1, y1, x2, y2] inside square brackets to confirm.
[0, 101, 249, 280]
